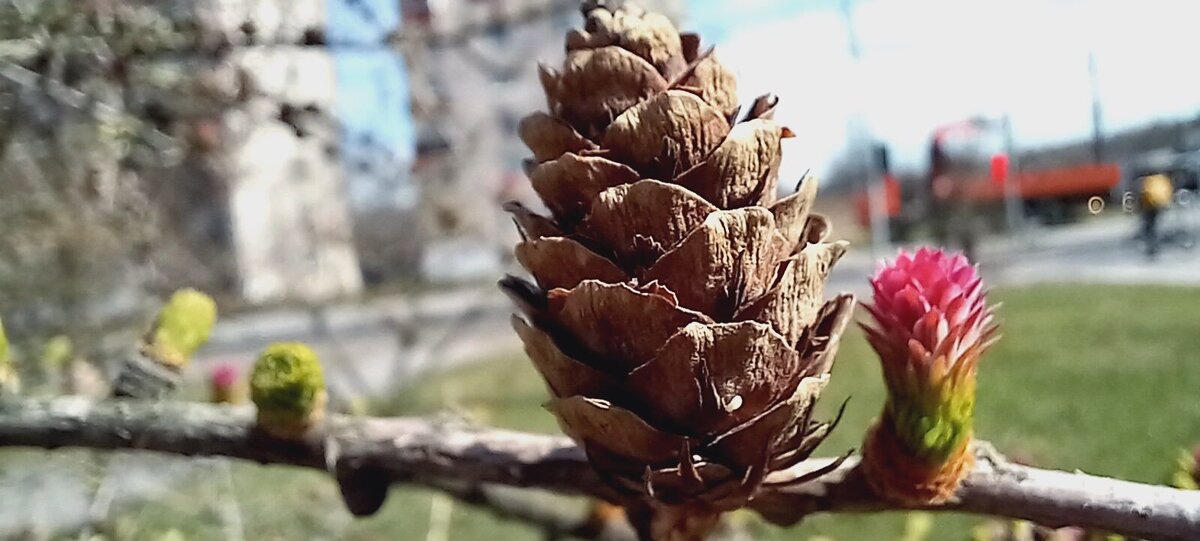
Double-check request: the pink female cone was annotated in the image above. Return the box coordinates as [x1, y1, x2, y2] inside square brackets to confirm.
[859, 248, 998, 505]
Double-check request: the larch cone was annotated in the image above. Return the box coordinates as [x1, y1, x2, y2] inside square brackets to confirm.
[501, 2, 855, 539]
[860, 248, 999, 505]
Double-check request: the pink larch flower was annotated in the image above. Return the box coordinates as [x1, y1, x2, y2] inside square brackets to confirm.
[862, 248, 997, 397]
[859, 247, 999, 505]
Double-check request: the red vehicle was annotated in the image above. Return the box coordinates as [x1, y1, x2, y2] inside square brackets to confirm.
[857, 118, 1122, 238]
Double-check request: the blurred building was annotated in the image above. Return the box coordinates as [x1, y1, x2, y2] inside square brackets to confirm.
[192, 0, 364, 304]
[398, 0, 683, 283]
[169, 0, 692, 297]
[400, 0, 568, 284]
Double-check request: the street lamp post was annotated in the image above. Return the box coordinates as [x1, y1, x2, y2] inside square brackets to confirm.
[1000, 114, 1024, 234]
[1087, 49, 1104, 164]
[841, 0, 890, 257]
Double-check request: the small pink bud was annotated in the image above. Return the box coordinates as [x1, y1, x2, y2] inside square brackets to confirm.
[210, 362, 240, 404]
[212, 363, 238, 388]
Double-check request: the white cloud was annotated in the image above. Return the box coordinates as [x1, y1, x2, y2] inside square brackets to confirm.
[691, 0, 1200, 176]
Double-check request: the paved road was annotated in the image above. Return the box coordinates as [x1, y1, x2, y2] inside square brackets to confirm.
[832, 208, 1200, 294]
[979, 211, 1200, 288]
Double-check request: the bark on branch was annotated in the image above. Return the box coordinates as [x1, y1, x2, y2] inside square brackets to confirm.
[1, 397, 1197, 540]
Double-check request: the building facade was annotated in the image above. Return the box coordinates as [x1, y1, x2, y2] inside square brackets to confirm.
[195, 0, 364, 303]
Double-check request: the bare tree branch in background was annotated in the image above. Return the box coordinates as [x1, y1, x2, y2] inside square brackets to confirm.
[0, 1, 243, 362]
[1, 397, 1197, 541]
[0, 0, 678, 356]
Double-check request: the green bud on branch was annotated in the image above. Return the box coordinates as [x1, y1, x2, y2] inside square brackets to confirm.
[250, 342, 327, 439]
[141, 288, 217, 368]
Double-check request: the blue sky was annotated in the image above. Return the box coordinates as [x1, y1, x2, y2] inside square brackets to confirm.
[686, 0, 1200, 178]
[328, 0, 416, 207]
[327, 0, 1200, 194]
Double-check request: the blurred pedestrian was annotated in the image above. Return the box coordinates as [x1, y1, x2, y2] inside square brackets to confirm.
[1137, 172, 1173, 259]
[929, 141, 979, 261]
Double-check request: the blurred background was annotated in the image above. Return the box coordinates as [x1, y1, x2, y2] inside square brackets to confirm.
[0, 0, 1197, 540]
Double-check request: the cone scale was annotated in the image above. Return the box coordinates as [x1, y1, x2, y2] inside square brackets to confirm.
[859, 248, 998, 505]
[503, 3, 854, 538]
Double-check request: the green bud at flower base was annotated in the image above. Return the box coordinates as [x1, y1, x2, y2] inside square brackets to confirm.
[251, 342, 327, 439]
[142, 288, 217, 368]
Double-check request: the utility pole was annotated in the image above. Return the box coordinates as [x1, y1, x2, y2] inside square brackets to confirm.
[1087, 49, 1104, 163]
[840, 0, 890, 256]
[1000, 114, 1024, 234]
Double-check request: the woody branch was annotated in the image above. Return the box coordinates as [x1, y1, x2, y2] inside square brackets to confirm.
[1, 397, 1197, 540]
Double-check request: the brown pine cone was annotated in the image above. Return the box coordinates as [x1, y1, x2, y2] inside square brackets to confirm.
[501, 2, 855, 537]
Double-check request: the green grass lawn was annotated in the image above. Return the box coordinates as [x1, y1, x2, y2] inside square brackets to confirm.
[81, 284, 1200, 540]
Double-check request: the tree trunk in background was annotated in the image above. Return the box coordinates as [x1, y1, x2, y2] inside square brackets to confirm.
[196, 0, 364, 304]
[399, 0, 685, 284]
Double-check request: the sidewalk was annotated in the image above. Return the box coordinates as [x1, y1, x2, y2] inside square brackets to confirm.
[205, 284, 511, 354]
[835, 210, 1200, 289]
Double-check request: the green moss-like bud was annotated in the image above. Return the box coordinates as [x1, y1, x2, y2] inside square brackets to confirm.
[251, 342, 327, 438]
[142, 288, 217, 368]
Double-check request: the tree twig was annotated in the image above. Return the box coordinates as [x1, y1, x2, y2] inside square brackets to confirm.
[751, 452, 1200, 541]
[1, 397, 1197, 540]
